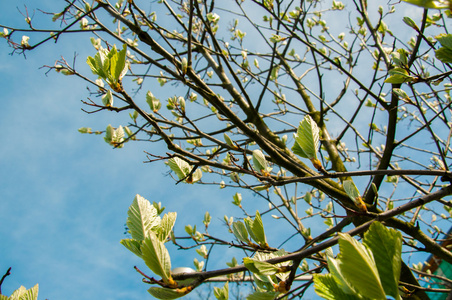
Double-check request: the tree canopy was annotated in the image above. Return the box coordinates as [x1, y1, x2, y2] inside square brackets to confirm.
[1, 0, 452, 299]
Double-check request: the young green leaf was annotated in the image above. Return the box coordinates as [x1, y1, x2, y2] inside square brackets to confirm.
[363, 222, 402, 299]
[8, 284, 39, 300]
[141, 232, 172, 283]
[402, 0, 449, 9]
[293, 115, 319, 160]
[314, 274, 361, 300]
[343, 180, 367, 212]
[252, 149, 269, 175]
[232, 221, 250, 244]
[148, 287, 188, 300]
[244, 211, 267, 247]
[157, 212, 177, 242]
[223, 133, 236, 149]
[213, 282, 229, 300]
[146, 91, 162, 112]
[167, 157, 202, 183]
[325, 256, 356, 295]
[435, 34, 452, 63]
[243, 257, 279, 275]
[102, 89, 114, 107]
[126, 194, 161, 241]
[110, 44, 128, 82]
[120, 238, 142, 257]
[337, 233, 386, 299]
[246, 291, 280, 300]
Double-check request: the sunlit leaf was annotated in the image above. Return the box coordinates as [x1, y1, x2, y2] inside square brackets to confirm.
[243, 257, 279, 275]
[246, 291, 280, 300]
[148, 287, 187, 300]
[244, 211, 267, 247]
[126, 194, 161, 241]
[337, 233, 386, 299]
[142, 232, 172, 282]
[314, 274, 361, 300]
[253, 149, 269, 175]
[120, 238, 142, 257]
[232, 221, 250, 244]
[213, 282, 229, 300]
[293, 115, 319, 160]
[157, 212, 177, 242]
[363, 222, 402, 299]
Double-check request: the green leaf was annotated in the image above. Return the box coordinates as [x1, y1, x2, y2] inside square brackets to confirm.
[141, 233, 172, 282]
[167, 157, 202, 183]
[224, 133, 236, 148]
[246, 291, 280, 300]
[9, 284, 39, 300]
[102, 90, 114, 107]
[146, 91, 162, 112]
[363, 222, 402, 299]
[326, 256, 356, 295]
[253, 149, 269, 174]
[110, 44, 128, 81]
[392, 88, 411, 102]
[232, 221, 250, 244]
[337, 233, 386, 299]
[314, 274, 361, 300]
[78, 127, 92, 134]
[148, 287, 187, 300]
[244, 257, 279, 275]
[157, 212, 177, 242]
[244, 211, 267, 246]
[402, 17, 418, 30]
[120, 238, 142, 257]
[384, 68, 414, 84]
[342, 180, 360, 204]
[293, 115, 319, 160]
[402, 0, 449, 9]
[126, 194, 161, 241]
[435, 34, 452, 63]
[214, 282, 229, 300]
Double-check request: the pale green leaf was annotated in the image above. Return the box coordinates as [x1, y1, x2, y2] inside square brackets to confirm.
[214, 282, 229, 300]
[402, 0, 449, 9]
[126, 194, 161, 241]
[244, 211, 267, 246]
[9, 284, 39, 300]
[167, 157, 202, 183]
[435, 35, 452, 63]
[146, 91, 161, 112]
[232, 221, 250, 244]
[314, 274, 361, 300]
[293, 115, 319, 160]
[252, 149, 268, 174]
[337, 233, 386, 299]
[342, 180, 360, 204]
[167, 157, 190, 180]
[292, 139, 308, 158]
[120, 238, 142, 257]
[157, 212, 177, 242]
[244, 257, 279, 275]
[363, 222, 402, 299]
[224, 133, 235, 148]
[141, 233, 172, 282]
[102, 90, 114, 107]
[246, 291, 280, 300]
[148, 287, 187, 300]
[20, 284, 39, 300]
[326, 256, 356, 295]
